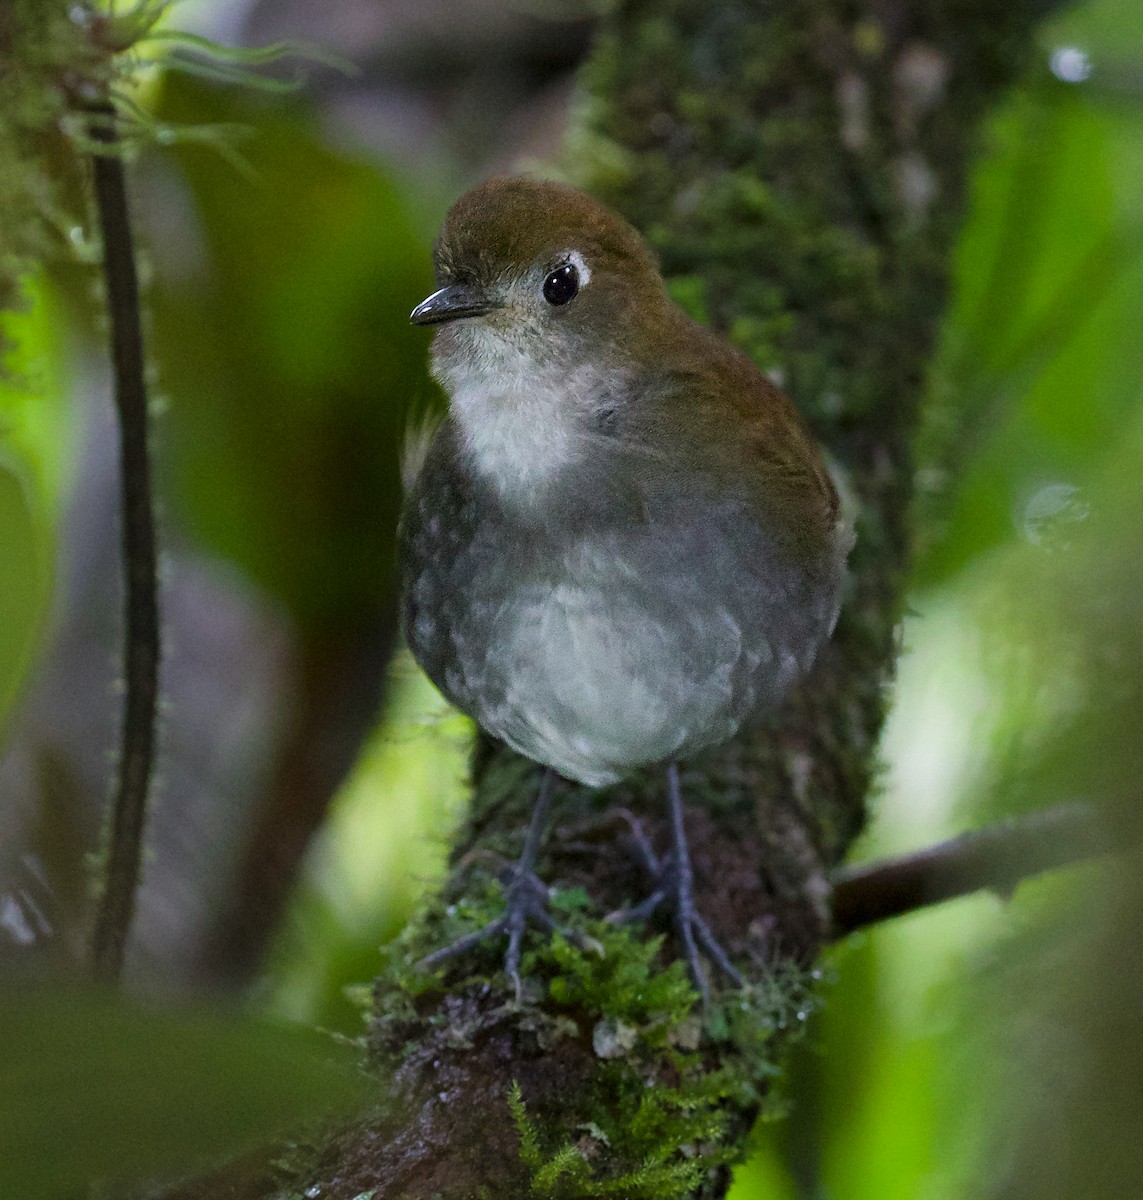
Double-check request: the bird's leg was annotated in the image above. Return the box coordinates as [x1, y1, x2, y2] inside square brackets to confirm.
[665, 762, 745, 999]
[609, 764, 744, 1002]
[420, 768, 594, 998]
[500, 764, 558, 986]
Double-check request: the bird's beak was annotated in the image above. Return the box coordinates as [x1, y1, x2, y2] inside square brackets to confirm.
[410, 284, 500, 326]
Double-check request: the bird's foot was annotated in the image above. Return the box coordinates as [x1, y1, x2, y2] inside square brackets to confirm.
[605, 789, 744, 1004]
[418, 768, 600, 999]
[419, 863, 584, 1000]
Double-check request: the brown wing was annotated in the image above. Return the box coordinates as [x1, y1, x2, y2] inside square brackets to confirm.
[630, 312, 841, 568]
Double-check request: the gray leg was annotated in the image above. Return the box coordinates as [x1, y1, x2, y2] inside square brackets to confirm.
[610, 764, 744, 1002]
[502, 766, 557, 986]
[670, 763, 745, 993]
[420, 768, 595, 999]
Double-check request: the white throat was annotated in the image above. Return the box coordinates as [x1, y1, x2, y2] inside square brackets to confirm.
[434, 327, 612, 507]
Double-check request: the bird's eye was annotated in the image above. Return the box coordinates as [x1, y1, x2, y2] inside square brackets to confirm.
[543, 263, 579, 306]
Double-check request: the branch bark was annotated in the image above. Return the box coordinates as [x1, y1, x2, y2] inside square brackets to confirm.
[830, 803, 1114, 938]
[88, 104, 161, 984]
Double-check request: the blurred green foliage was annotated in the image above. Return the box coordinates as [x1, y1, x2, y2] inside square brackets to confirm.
[0, 984, 363, 1199]
[267, 657, 470, 1029]
[915, 1, 1143, 586]
[1, 0, 1140, 1194]
[149, 74, 435, 632]
[0, 278, 71, 736]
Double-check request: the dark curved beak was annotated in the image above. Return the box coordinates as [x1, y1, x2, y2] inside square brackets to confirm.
[410, 284, 500, 326]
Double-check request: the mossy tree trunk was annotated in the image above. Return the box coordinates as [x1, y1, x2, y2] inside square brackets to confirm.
[218, 2, 1064, 1197]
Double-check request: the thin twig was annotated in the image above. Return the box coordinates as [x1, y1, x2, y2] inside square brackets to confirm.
[829, 803, 1114, 939]
[88, 103, 161, 984]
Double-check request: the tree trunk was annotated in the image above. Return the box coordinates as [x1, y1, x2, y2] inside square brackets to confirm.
[199, 1, 1064, 1197]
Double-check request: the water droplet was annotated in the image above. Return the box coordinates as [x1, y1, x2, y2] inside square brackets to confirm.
[1050, 46, 1092, 83]
[1020, 482, 1089, 549]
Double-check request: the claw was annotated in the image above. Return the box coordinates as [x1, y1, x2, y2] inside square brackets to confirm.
[419, 769, 602, 994]
[606, 766, 745, 1003]
[420, 865, 601, 996]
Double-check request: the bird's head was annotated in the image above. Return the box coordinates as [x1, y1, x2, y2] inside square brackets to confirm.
[411, 176, 670, 378]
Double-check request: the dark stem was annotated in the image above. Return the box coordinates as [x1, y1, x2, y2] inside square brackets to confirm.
[829, 803, 1114, 939]
[87, 104, 161, 984]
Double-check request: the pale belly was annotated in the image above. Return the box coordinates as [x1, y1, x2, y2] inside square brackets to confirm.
[400, 428, 844, 787]
[471, 578, 762, 786]
[420, 522, 824, 787]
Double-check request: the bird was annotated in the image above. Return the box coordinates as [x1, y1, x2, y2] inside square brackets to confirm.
[399, 175, 850, 1000]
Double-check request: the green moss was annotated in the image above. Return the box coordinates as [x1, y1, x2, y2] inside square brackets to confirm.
[1, 2, 86, 325]
[531, 927, 694, 1028]
[502, 932, 813, 1198]
[374, 879, 509, 1006]
[510, 1074, 707, 1199]
[373, 880, 817, 1196]
[0, 1, 297, 343]
[0, 1, 177, 342]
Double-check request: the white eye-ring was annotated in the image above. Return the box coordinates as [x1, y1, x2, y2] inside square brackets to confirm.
[542, 250, 592, 307]
[564, 249, 591, 288]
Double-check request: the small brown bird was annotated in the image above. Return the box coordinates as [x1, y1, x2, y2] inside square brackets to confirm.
[400, 176, 849, 997]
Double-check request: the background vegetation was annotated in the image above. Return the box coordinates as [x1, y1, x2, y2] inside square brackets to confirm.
[1, 0, 1141, 1196]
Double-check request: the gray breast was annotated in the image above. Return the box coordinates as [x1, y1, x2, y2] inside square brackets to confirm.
[399, 422, 843, 786]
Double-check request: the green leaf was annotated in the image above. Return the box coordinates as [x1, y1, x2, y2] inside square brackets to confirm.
[916, 71, 1143, 588]
[0, 985, 365, 1199]
[0, 276, 69, 739]
[0, 463, 43, 732]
